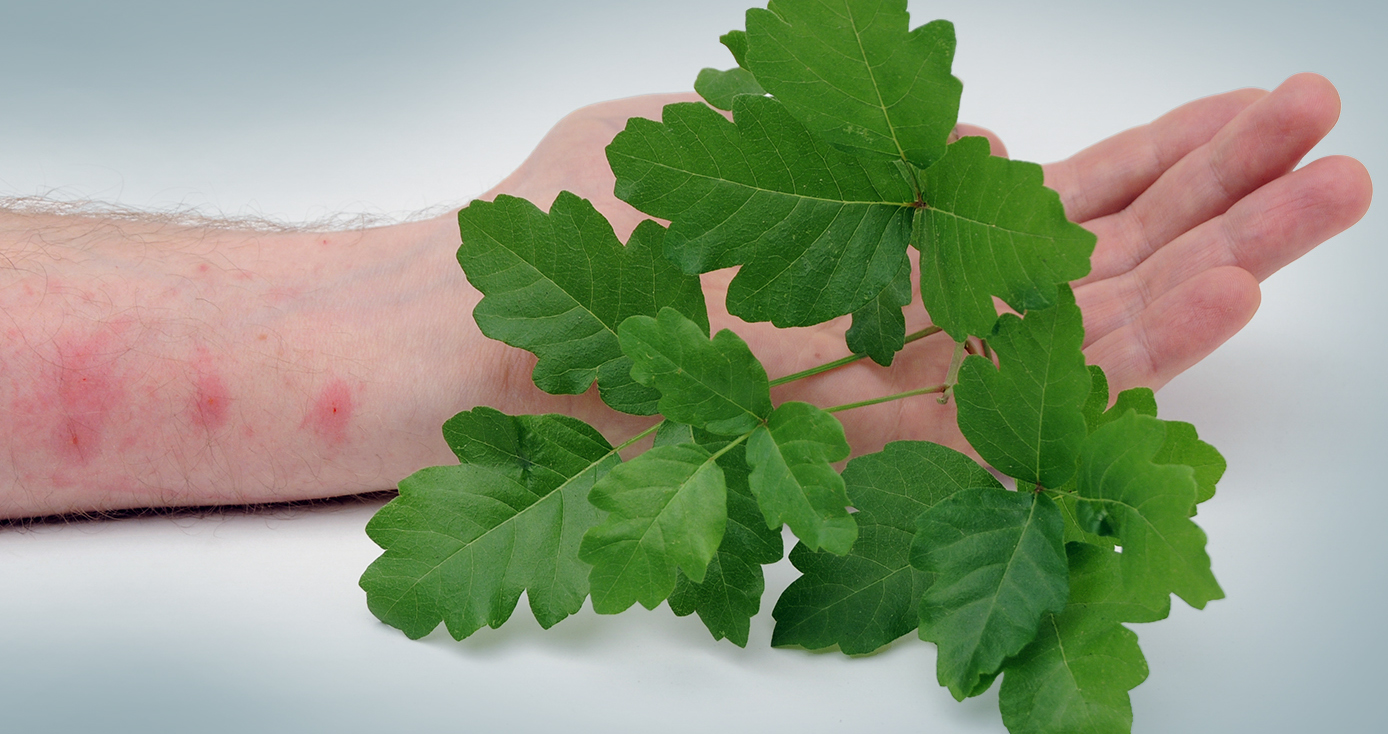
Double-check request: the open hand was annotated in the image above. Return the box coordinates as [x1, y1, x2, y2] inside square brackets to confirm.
[485, 74, 1371, 455]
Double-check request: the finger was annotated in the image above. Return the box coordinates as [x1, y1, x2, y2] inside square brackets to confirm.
[1081, 73, 1342, 284]
[1084, 266, 1260, 394]
[954, 124, 1008, 158]
[1044, 87, 1265, 223]
[1077, 155, 1371, 341]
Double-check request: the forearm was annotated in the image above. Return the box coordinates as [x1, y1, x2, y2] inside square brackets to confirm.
[0, 208, 538, 518]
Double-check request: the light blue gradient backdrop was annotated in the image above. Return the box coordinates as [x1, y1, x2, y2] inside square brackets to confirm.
[1, 2, 1382, 733]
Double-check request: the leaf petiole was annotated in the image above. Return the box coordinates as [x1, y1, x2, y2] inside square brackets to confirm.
[706, 429, 754, 462]
[768, 325, 943, 388]
[612, 422, 663, 454]
[824, 384, 948, 414]
[937, 340, 967, 404]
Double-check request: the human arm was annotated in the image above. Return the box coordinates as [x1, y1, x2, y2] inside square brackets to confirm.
[0, 74, 1370, 519]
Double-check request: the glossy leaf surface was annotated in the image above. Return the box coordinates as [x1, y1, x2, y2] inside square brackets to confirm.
[361, 409, 618, 639]
[744, 0, 961, 168]
[912, 488, 1069, 700]
[956, 287, 1091, 489]
[620, 307, 772, 436]
[608, 95, 915, 327]
[581, 443, 729, 614]
[772, 441, 999, 653]
[457, 193, 707, 413]
[915, 137, 1095, 340]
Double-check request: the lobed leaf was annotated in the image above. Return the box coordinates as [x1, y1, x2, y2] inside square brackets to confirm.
[607, 95, 916, 327]
[1152, 420, 1225, 507]
[1077, 365, 1222, 508]
[580, 443, 729, 614]
[1074, 412, 1223, 609]
[745, 402, 856, 554]
[999, 543, 1161, 734]
[772, 440, 999, 654]
[911, 488, 1069, 701]
[845, 253, 913, 366]
[619, 307, 772, 435]
[696, 31, 766, 114]
[915, 137, 1095, 340]
[360, 408, 618, 640]
[955, 286, 1091, 489]
[669, 428, 784, 647]
[744, 0, 962, 168]
[721, 29, 752, 68]
[695, 67, 767, 111]
[457, 193, 707, 414]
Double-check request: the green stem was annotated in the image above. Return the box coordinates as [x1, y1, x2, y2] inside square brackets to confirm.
[768, 325, 943, 388]
[612, 422, 662, 453]
[707, 430, 753, 462]
[937, 340, 967, 404]
[824, 383, 948, 414]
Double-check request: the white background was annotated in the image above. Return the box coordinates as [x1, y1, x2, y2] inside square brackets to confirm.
[1, 1, 1382, 732]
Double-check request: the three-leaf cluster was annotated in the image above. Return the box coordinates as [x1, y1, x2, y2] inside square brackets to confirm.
[360, 3, 1225, 733]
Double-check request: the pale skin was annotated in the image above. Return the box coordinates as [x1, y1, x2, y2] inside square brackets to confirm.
[0, 73, 1371, 519]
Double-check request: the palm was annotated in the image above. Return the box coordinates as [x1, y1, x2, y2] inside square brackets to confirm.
[484, 76, 1370, 455]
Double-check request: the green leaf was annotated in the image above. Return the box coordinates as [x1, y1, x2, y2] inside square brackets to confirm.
[360, 408, 618, 640]
[721, 29, 751, 68]
[746, 402, 856, 555]
[1080, 366, 1109, 432]
[695, 67, 766, 112]
[744, 0, 962, 169]
[1062, 541, 1171, 625]
[1062, 372, 1221, 541]
[912, 488, 1069, 700]
[1074, 412, 1223, 609]
[1079, 366, 1220, 508]
[607, 95, 916, 327]
[772, 440, 1000, 654]
[1100, 388, 1158, 429]
[619, 307, 772, 435]
[457, 193, 707, 413]
[845, 253, 912, 366]
[669, 430, 783, 647]
[915, 137, 1096, 340]
[580, 443, 729, 614]
[999, 543, 1160, 734]
[653, 419, 696, 448]
[1152, 421, 1225, 507]
[955, 287, 1090, 489]
[1056, 492, 1118, 548]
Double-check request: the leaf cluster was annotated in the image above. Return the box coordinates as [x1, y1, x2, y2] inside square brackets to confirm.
[360, 3, 1228, 733]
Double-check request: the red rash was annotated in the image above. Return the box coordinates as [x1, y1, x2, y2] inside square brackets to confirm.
[303, 378, 355, 447]
[190, 360, 231, 433]
[47, 325, 132, 465]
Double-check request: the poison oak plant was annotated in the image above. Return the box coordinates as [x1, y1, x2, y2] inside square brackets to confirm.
[360, 2, 1225, 732]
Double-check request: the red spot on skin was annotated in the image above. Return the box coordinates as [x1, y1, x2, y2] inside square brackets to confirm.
[188, 352, 231, 433]
[302, 378, 354, 447]
[47, 324, 132, 465]
[197, 263, 211, 274]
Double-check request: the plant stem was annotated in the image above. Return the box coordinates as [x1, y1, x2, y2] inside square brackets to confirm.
[824, 383, 948, 413]
[768, 325, 943, 387]
[707, 430, 753, 462]
[612, 422, 662, 454]
[937, 340, 967, 404]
